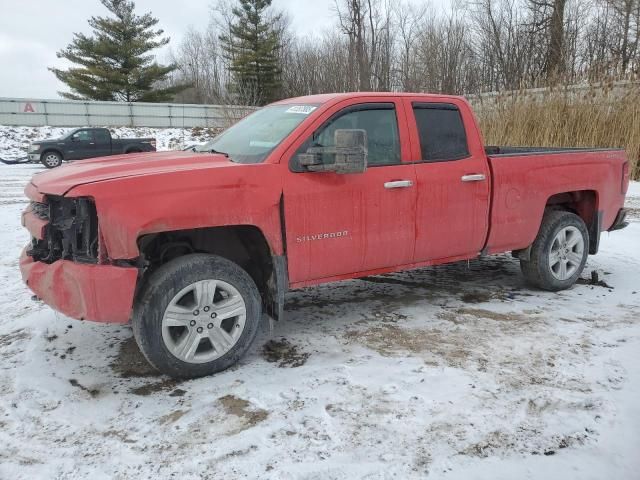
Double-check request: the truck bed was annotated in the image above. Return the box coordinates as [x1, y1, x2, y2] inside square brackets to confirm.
[484, 147, 628, 255]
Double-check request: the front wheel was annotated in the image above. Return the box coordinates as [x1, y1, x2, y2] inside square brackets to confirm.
[41, 151, 62, 168]
[132, 254, 262, 378]
[520, 210, 589, 291]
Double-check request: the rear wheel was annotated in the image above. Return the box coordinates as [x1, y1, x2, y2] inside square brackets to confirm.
[520, 210, 589, 291]
[132, 254, 262, 378]
[41, 151, 62, 168]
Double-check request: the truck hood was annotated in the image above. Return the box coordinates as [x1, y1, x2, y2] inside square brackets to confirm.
[30, 151, 234, 196]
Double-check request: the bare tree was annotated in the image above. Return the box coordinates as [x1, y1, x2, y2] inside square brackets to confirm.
[165, 0, 639, 104]
[607, 0, 640, 73]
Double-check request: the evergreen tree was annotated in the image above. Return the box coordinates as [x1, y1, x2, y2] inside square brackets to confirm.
[220, 0, 283, 105]
[49, 0, 186, 102]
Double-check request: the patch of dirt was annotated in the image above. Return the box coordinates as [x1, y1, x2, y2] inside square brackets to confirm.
[130, 378, 181, 396]
[460, 291, 493, 303]
[459, 307, 530, 322]
[344, 324, 471, 366]
[69, 379, 100, 398]
[459, 430, 515, 457]
[459, 430, 589, 458]
[158, 409, 189, 425]
[102, 429, 137, 444]
[361, 311, 408, 324]
[110, 336, 159, 378]
[438, 307, 532, 323]
[218, 394, 268, 427]
[262, 338, 310, 368]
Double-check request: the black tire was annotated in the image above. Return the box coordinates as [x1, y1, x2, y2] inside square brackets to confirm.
[41, 151, 62, 168]
[132, 254, 262, 378]
[520, 210, 589, 291]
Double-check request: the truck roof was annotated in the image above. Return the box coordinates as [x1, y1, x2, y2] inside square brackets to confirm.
[272, 91, 466, 105]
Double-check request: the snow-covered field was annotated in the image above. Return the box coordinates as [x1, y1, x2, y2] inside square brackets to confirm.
[0, 142, 639, 478]
[0, 125, 214, 160]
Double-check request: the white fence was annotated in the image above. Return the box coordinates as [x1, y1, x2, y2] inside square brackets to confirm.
[4, 81, 637, 128]
[0, 97, 256, 128]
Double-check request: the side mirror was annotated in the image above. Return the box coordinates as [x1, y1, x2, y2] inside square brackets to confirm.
[298, 129, 368, 174]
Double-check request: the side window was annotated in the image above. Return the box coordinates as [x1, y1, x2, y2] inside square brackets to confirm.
[301, 104, 401, 168]
[413, 104, 469, 162]
[94, 129, 110, 143]
[72, 130, 93, 142]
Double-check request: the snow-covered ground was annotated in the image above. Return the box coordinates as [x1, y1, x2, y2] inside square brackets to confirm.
[0, 152, 639, 478]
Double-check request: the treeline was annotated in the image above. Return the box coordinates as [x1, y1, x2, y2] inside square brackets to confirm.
[167, 0, 640, 106]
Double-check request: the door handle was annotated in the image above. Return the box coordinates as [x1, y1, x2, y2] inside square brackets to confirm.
[461, 174, 486, 182]
[89, 142, 95, 145]
[384, 180, 413, 189]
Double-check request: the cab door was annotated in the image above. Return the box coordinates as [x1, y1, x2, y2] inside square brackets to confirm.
[282, 99, 416, 285]
[67, 129, 97, 160]
[93, 129, 113, 157]
[403, 98, 491, 262]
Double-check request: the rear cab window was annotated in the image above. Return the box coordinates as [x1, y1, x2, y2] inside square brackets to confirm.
[412, 103, 469, 162]
[94, 129, 111, 143]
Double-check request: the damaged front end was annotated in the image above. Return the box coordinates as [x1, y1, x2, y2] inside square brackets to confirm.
[20, 193, 138, 323]
[27, 196, 99, 264]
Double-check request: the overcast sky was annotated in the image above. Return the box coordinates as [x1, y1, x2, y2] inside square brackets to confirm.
[0, 0, 447, 99]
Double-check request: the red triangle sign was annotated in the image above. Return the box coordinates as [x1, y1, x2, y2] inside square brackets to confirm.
[24, 103, 35, 113]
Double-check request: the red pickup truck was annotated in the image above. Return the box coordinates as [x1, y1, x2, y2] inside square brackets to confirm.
[20, 92, 630, 378]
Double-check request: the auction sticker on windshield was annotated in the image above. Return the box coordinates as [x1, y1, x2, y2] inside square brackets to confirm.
[286, 105, 317, 114]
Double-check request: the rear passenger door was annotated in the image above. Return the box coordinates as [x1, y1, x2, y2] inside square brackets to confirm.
[404, 99, 491, 262]
[93, 129, 112, 157]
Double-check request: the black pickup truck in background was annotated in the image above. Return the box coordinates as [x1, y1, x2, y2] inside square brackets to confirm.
[28, 127, 156, 168]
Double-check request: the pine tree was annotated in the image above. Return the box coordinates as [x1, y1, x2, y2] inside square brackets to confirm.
[49, 0, 186, 102]
[220, 0, 283, 105]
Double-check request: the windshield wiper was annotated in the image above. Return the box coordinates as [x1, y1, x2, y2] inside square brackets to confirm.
[209, 148, 229, 157]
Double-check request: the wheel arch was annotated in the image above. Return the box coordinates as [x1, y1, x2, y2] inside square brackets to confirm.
[514, 189, 600, 261]
[137, 225, 287, 320]
[543, 190, 600, 254]
[40, 148, 64, 160]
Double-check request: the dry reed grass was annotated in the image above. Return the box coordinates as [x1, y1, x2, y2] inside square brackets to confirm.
[472, 82, 640, 180]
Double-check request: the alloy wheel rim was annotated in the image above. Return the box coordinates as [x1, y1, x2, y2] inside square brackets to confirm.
[548, 226, 584, 281]
[45, 154, 59, 166]
[161, 279, 246, 364]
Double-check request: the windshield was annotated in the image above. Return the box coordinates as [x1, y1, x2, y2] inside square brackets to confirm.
[196, 104, 320, 163]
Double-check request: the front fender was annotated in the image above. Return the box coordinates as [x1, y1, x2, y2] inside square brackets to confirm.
[69, 164, 284, 259]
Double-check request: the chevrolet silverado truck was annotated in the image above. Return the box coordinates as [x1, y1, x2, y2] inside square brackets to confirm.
[28, 127, 156, 168]
[20, 93, 630, 378]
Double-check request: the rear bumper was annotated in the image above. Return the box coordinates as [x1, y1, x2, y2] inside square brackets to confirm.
[20, 248, 138, 324]
[608, 208, 629, 232]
